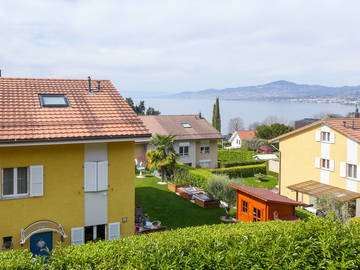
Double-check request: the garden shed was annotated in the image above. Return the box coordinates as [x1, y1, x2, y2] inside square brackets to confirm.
[230, 185, 306, 222]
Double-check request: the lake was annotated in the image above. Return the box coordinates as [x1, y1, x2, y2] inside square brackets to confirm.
[133, 98, 354, 133]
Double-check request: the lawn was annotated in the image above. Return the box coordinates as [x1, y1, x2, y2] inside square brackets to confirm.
[234, 176, 278, 189]
[135, 176, 229, 229]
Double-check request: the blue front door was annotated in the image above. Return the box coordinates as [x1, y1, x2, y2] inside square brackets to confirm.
[30, 232, 53, 256]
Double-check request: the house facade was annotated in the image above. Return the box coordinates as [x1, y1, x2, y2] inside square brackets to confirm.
[228, 130, 255, 149]
[137, 115, 223, 169]
[271, 118, 360, 217]
[0, 78, 150, 253]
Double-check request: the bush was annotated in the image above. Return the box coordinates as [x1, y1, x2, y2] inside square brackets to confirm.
[173, 163, 213, 189]
[218, 150, 254, 162]
[220, 160, 265, 168]
[4, 218, 360, 269]
[211, 164, 266, 178]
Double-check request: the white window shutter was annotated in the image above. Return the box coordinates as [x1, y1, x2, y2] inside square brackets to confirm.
[315, 131, 321, 142]
[340, 162, 346, 177]
[84, 162, 97, 192]
[71, 227, 84, 245]
[30, 165, 44, 197]
[108, 222, 120, 240]
[357, 165, 360, 180]
[314, 157, 320, 169]
[329, 133, 335, 144]
[329, 160, 335, 172]
[97, 161, 108, 191]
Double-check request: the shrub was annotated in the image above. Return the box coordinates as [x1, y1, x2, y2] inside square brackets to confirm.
[207, 175, 236, 218]
[220, 160, 265, 168]
[173, 163, 213, 189]
[211, 164, 266, 178]
[3, 218, 360, 269]
[218, 150, 254, 162]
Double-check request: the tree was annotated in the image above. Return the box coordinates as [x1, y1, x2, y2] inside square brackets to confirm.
[316, 195, 353, 223]
[125, 98, 161, 116]
[212, 97, 221, 132]
[228, 117, 244, 134]
[242, 138, 267, 151]
[146, 107, 161, 115]
[207, 175, 236, 219]
[248, 121, 261, 130]
[146, 134, 178, 181]
[256, 123, 294, 140]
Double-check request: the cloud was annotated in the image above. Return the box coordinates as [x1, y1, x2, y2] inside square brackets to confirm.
[0, 0, 360, 92]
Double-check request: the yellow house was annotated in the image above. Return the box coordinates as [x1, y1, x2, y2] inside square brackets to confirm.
[270, 118, 360, 216]
[0, 77, 150, 254]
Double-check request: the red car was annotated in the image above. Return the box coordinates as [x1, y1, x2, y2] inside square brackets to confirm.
[256, 145, 276, 153]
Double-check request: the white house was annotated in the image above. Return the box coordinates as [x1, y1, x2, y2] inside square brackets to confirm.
[228, 130, 256, 149]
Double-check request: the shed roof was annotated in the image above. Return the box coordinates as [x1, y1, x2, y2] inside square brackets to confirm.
[230, 184, 305, 206]
[139, 115, 223, 141]
[0, 77, 151, 143]
[287, 180, 360, 202]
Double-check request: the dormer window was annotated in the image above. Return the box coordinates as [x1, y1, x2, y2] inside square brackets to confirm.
[39, 94, 70, 108]
[182, 123, 191, 128]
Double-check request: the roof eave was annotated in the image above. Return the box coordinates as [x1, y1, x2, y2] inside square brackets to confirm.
[0, 133, 152, 145]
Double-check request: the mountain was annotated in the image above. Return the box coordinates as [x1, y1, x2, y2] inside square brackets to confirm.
[168, 80, 360, 102]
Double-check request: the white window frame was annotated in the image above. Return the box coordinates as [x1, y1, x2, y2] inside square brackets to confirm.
[346, 163, 358, 179]
[321, 131, 330, 142]
[320, 158, 330, 170]
[200, 146, 210, 154]
[1, 167, 29, 199]
[179, 146, 189, 157]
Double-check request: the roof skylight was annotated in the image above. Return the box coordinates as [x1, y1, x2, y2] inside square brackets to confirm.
[182, 123, 192, 128]
[40, 94, 70, 108]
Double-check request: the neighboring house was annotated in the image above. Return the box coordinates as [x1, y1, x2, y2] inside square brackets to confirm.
[138, 115, 223, 169]
[230, 185, 305, 222]
[0, 77, 150, 254]
[227, 130, 256, 149]
[270, 118, 360, 217]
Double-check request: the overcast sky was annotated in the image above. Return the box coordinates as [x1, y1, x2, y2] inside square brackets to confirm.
[1, 0, 360, 93]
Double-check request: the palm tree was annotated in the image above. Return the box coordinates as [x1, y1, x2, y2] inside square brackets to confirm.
[146, 134, 179, 181]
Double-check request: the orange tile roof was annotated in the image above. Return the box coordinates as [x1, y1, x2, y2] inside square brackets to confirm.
[236, 130, 256, 140]
[0, 77, 151, 143]
[270, 118, 360, 143]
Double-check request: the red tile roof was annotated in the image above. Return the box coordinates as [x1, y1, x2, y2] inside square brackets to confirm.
[230, 184, 305, 206]
[0, 77, 151, 143]
[139, 115, 223, 141]
[270, 118, 360, 143]
[236, 130, 256, 140]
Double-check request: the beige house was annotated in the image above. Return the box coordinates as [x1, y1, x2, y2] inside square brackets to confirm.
[137, 115, 223, 169]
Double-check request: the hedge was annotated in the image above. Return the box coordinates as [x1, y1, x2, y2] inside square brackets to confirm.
[173, 163, 213, 189]
[210, 164, 266, 178]
[2, 217, 360, 269]
[220, 160, 265, 168]
[218, 150, 254, 162]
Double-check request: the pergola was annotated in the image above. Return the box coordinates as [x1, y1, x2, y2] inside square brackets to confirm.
[287, 180, 360, 203]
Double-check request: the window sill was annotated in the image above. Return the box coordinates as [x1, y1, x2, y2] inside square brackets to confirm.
[2, 194, 29, 200]
[320, 168, 333, 172]
[346, 177, 359, 182]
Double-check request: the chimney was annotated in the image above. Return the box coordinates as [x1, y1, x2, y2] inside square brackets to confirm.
[198, 112, 202, 119]
[355, 104, 360, 118]
[343, 121, 347, 127]
[97, 80, 101, 91]
[88, 76, 92, 93]
[0, 69, 2, 77]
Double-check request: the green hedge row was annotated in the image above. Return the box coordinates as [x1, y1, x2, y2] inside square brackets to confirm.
[220, 160, 265, 168]
[210, 164, 266, 178]
[218, 150, 254, 162]
[173, 163, 213, 189]
[2, 218, 360, 269]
